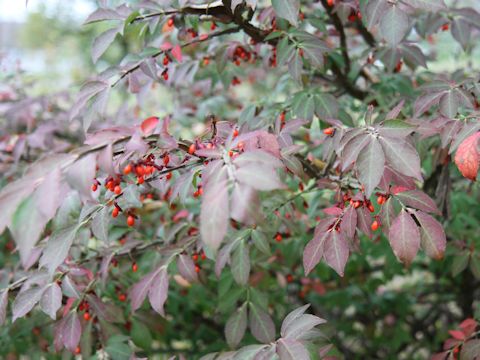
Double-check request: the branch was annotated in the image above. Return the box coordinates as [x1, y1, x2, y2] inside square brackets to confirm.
[111, 26, 241, 87]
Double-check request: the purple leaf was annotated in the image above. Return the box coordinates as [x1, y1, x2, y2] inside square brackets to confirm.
[235, 164, 285, 191]
[62, 275, 81, 299]
[323, 230, 349, 276]
[92, 206, 110, 244]
[97, 143, 115, 176]
[40, 283, 62, 320]
[439, 91, 459, 119]
[379, 197, 396, 232]
[461, 339, 480, 360]
[380, 5, 410, 45]
[379, 136, 422, 180]
[148, 267, 169, 316]
[271, 0, 299, 26]
[365, 0, 389, 30]
[34, 167, 62, 219]
[385, 100, 405, 120]
[63, 312, 82, 352]
[414, 91, 446, 118]
[379, 120, 416, 139]
[451, 18, 470, 51]
[356, 206, 373, 238]
[415, 211, 446, 260]
[92, 27, 120, 63]
[66, 153, 97, 199]
[341, 133, 371, 171]
[231, 240, 251, 286]
[39, 224, 79, 275]
[130, 270, 158, 312]
[87, 294, 125, 323]
[356, 137, 385, 197]
[280, 304, 325, 340]
[395, 190, 440, 214]
[401, 44, 427, 68]
[12, 286, 46, 322]
[200, 166, 229, 253]
[177, 254, 199, 283]
[0, 290, 8, 326]
[449, 120, 480, 154]
[84, 8, 123, 24]
[10, 196, 49, 267]
[388, 210, 421, 265]
[403, 0, 446, 11]
[341, 206, 357, 239]
[248, 302, 276, 344]
[231, 183, 262, 225]
[225, 304, 247, 348]
[276, 338, 310, 360]
[0, 179, 35, 235]
[303, 230, 329, 275]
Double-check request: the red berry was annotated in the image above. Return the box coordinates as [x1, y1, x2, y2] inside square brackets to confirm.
[166, 172, 172, 180]
[132, 262, 138, 272]
[192, 253, 199, 261]
[203, 57, 210, 66]
[201, 251, 206, 260]
[118, 293, 126, 302]
[163, 155, 170, 166]
[323, 127, 335, 136]
[353, 201, 362, 209]
[188, 143, 196, 155]
[163, 70, 169, 81]
[163, 55, 169, 66]
[275, 233, 282, 242]
[91, 183, 98, 192]
[280, 111, 286, 122]
[137, 176, 144, 184]
[114, 185, 122, 195]
[75, 346, 81, 355]
[210, 22, 216, 30]
[83, 312, 91, 321]
[233, 128, 239, 138]
[395, 61, 403, 73]
[195, 265, 200, 273]
[286, 274, 294, 283]
[327, 0, 334, 6]
[123, 164, 132, 175]
[367, 203, 375, 213]
[112, 207, 119, 218]
[136, 165, 145, 176]
[371, 220, 379, 231]
[167, 17, 174, 27]
[127, 215, 135, 227]
[377, 195, 386, 205]
[228, 150, 234, 157]
[441, 23, 449, 31]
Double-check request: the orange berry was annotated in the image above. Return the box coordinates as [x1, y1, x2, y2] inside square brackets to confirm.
[353, 201, 362, 209]
[127, 215, 135, 227]
[327, 0, 334, 6]
[163, 155, 170, 166]
[368, 203, 375, 213]
[275, 233, 282, 242]
[83, 312, 91, 321]
[377, 196, 386, 205]
[118, 293, 126, 302]
[371, 220, 379, 231]
[91, 183, 98, 191]
[323, 127, 335, 136]
[192, 253, 199, 262]
[228, 150, 234, 157]
[136, 165, 145, 176]
[233, 129, 239, 138]
[75, 346, 81, 355]
[123, 164, 132, 175]
[188, 143, 196, 155]
[112, 207, 119, 218]
[167, 18, 174, 27]
[166, 172, 172, 180]
[137, 176, 144, 184]
[132, 262, 138, 272]
[114, 185, 122, 195]
[195, 265, 200, 273]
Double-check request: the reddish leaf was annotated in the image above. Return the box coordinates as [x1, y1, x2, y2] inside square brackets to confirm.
[148, 268, 169, 316]
[323, 230, 349, 277]
[171, 45, 183, 62]
[140, 116, 159, 136]
[448, 329, 465, 340]
[388, 210, 420, 265]
[276, 338, 310, 360]
[63, 312, 82, 352]
[454, 132, 480, 181]
[459, 318, 477, 336]
[395, 190, 441, 215]
[40, 283, 62, 320]
[12, 286, 46, 322]
[225, 304, 247, 348]
[248, 302, 275, 344]
[356, 136, 385, 197]
[379, 136, 422, 181]
[177, 254, 198, 283]
[415, 211, 446, 260]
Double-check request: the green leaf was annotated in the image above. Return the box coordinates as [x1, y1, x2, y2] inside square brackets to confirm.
[251, 230, 271, 255]
[451, 251, 469, 276]
[231, 240, 250, 285]
[131, 320, 152, 350]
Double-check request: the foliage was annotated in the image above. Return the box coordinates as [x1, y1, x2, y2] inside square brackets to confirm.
[1, 0, 480, 359]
